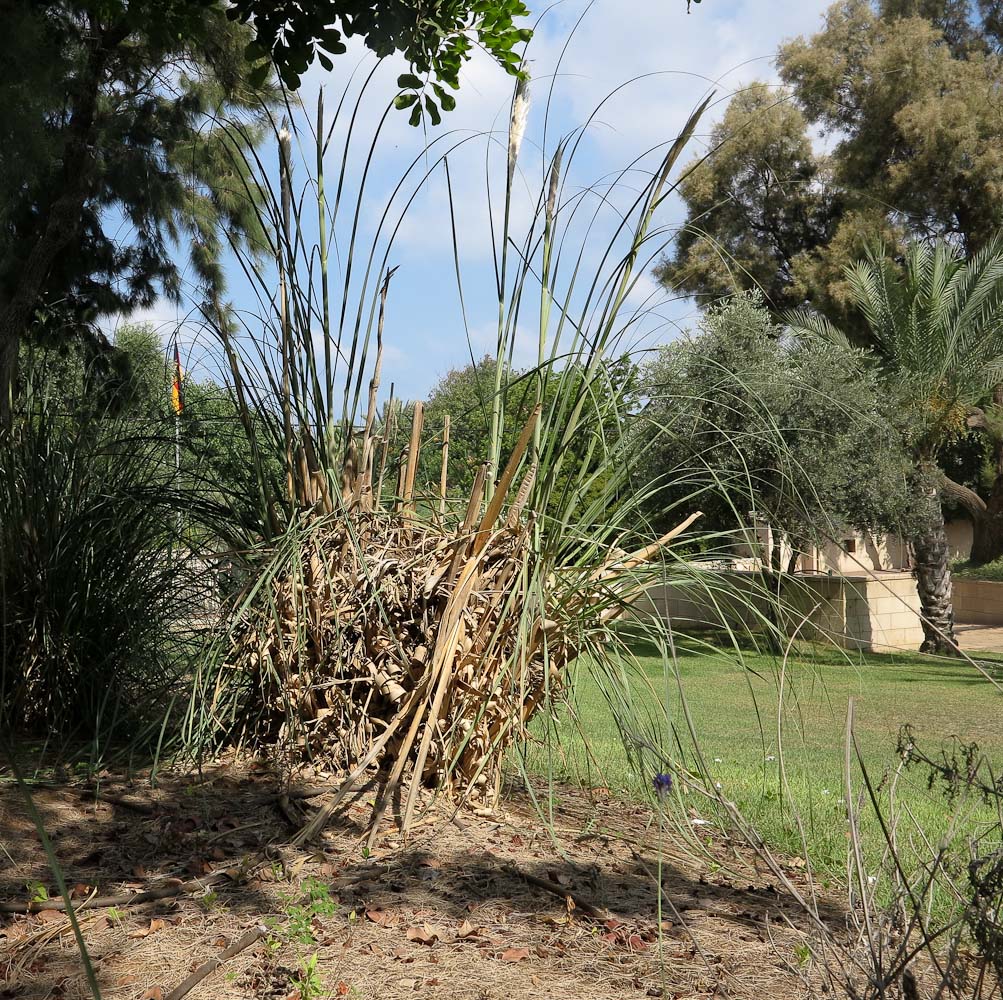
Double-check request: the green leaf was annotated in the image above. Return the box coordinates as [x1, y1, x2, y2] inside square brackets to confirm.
[425, 95, 442, 127]
[397, 73, 423, 90]
[279, 64, 301, 90]
[408, 103, 422, 127]
[248, 61, 271, 90]
[394, 93, 419, 110]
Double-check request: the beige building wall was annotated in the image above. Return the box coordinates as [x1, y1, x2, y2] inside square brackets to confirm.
[954, 578, 1003, 625]
[638, 570, 924, 655]
[733, 519, 973, 574]
[945, 519, 974, 562]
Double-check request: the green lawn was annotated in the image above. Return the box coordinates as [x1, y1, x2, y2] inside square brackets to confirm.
[523, 632, 1003, 887]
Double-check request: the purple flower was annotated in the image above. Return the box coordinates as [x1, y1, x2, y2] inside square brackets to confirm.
[652, 772, 673, 798]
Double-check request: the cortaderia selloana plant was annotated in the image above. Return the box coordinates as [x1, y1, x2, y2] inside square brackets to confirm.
[181, 49, 806, 843]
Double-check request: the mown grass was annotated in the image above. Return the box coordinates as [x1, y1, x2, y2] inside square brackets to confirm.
[524, 632, 1003, 888]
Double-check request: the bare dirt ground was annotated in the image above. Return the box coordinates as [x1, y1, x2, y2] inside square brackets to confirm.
[1, 758, 833, 1000]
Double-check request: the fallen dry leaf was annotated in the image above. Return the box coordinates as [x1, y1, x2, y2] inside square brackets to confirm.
[406, 924, 438, 946]
[36, 910, 66, 924]
[140, 989, 164, 1000]
[129, 918, 166, 939]
[366, 908, 393, 927]
[456, 920, 480, 939]
[336, 983, 350, 996]
[500, 947, 531, 962]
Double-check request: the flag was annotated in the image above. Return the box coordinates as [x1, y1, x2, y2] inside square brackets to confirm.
[171, 344, 185, 415]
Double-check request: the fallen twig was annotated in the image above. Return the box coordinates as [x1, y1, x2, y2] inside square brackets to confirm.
[502, 864, 609, 920]
[0, 872, 231, 915]
[163, 924, 267, 1000]
[283, 784, 338, 800]
[76, 790, 158, 815]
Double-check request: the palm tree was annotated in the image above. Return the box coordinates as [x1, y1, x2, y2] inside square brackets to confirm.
[790, 238, 1003, 655]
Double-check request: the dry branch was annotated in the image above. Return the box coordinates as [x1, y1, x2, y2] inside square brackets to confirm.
[0, 872, 232, 915]
[503, 864, 610, 920]
[163, 925, 267, 1000]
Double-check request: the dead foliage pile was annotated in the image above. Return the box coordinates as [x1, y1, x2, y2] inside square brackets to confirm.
[221, 385, 697, 840]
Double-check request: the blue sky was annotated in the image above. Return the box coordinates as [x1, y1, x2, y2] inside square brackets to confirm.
[115, 0, 833, 402]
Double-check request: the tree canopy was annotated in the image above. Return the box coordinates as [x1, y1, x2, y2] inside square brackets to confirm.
[658, 0, 1003, 327]
[422, 355, 637, 522]
[229, 0, 532, 119]
[635, 293, 917, 563]
[0, 1, 281, 424]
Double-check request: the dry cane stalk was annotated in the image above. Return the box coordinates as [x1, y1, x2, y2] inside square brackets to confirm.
[439, 414, 450, 518]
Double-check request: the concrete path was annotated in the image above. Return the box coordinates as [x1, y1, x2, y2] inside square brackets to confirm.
[956, 623, 1003, 654]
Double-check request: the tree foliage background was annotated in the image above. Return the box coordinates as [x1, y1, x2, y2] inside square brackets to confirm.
[635, 293, 919, 565]
[658, 0, 1003, 326]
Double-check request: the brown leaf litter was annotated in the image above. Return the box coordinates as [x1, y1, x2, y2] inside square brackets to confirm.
[1, 760, 830, 1000]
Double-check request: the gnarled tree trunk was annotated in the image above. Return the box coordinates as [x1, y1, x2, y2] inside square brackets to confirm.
[951, 386, 1003, 566]
[912, 484, 960, 656]
[941, 470, 1003, 567]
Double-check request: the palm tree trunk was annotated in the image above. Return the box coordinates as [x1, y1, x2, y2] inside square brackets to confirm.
[912, 487, 960, 656]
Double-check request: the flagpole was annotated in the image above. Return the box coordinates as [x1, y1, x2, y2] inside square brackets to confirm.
[174, 402, 182, 534]
[172, 340, 185, 539]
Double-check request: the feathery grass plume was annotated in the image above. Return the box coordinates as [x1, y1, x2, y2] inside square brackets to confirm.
[507, 73, 531, 186]
[489, 71, 532, 497]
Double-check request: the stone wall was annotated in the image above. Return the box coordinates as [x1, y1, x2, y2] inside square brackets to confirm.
[953, 578, 1003, 626]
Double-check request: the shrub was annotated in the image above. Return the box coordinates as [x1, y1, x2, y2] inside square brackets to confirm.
[0, 399, 210, 750]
